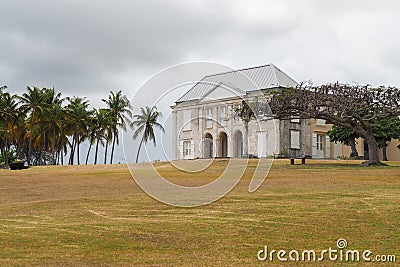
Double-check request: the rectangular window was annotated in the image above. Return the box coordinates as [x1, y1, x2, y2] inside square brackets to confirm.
[183, 140, 191, 156]
[205, 108, 213, 128]
[316, 119, 326, 125]
[219, 106, 227, 126]
[182, 110, 191, 131]
[290, 118, 300, 123]
[290, 130, 300, 149]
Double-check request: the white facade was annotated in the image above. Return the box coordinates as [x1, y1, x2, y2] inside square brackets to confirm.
[172, 96, 280, 159]
[171, 64, 331, 160]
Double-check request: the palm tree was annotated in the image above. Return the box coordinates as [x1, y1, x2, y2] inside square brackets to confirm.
[84, 111, 96, 165]
[0, 90, 19, 168]
[18, 86, 47, 165]
[11, 109, 27, 161]
[103, 127, 112, 165]
[90, 108, 112, 165]
[0, 86, 6, 164]
[85, 108, 113, 165]
[65, 96, 92, 165]
[102, 90, 132, 164]
[29, 87, 65, 165]
[131, 106, 165, 163]
[43, 87, 65, 164]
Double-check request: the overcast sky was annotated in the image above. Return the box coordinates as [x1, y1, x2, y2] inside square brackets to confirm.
[1, 0, 400, 162]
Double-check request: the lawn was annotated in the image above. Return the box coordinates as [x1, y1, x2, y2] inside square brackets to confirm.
[0, 159, 399, 266]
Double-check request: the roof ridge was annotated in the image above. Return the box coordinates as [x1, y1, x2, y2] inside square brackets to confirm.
[202, 63, 274, 78]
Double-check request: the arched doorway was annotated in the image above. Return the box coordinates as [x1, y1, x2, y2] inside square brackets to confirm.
[203, 133, 213, 158]
[218, 132, 228, 158]
[233, 130, 243, 158]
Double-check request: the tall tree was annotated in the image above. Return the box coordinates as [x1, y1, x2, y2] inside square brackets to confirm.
[11, 109, 27, 161]
[102, 90, 132, 164]
[327, 125, 359, 158]
[85, 111, 96, 165]
[328, 117, 400, 161]
[18, 86, 47, 166]
[0, 89, 19, 168]
[371, 117, 400, 161]
[270, 83, 400, 165]
[131, 106, 164, 163]
[91, 108, 112, 165]
[65, 96, 92, 165]
[43, 87, 65, 164]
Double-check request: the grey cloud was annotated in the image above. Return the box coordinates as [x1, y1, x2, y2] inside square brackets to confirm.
[1, 0, 400, 99]
[2, 0, 400, 162]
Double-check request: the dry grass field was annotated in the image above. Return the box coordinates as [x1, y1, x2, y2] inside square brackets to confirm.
[0, 159, 399, 266]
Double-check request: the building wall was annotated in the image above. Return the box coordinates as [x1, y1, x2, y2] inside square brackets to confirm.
[279, 119, 311, 157]
[310, 121, 400, 161]
[342, 137, 400, 161]
[384, 140, 400, 161]
[172, 96, 296, 159]
[309, 119, 337, 159]
[173, 103, 400, 161]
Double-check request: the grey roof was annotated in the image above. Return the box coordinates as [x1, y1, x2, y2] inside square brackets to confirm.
[176, 64, 298, 103]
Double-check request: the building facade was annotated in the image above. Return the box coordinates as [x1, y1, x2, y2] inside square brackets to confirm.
[171, 64, 400, 161]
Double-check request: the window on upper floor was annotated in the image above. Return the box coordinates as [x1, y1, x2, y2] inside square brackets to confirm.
[316, 119, 326, 125]
[219, 106, 228, 126]
[205, 108, 213, 128]
[182, 110, 191, 131]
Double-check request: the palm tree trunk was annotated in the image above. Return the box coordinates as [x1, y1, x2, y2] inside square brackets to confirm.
[52, 127, 56, 165]
[4, 128, 9, 169]
[77, 131, 80, 165]
[85, 140, 92, 165]
[94, 138, 100, 165]
[61, 146, 64, 166]
[1, 148, 4, 167]
[136, 136, 145, 163]
[110, 133, 116, 164]
[69, 135, 75, 165]
[41, 131, 46, 165]
[28, 130, 33, 165]
[27, 112, 35, 166]
[104, 140, 108, 164]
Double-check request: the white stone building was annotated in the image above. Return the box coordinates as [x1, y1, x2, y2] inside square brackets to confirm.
[170, 64, 319, 160]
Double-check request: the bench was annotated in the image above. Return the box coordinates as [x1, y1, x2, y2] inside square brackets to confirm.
[289, 157, 306, 165]
[288, 150, 306, 165]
